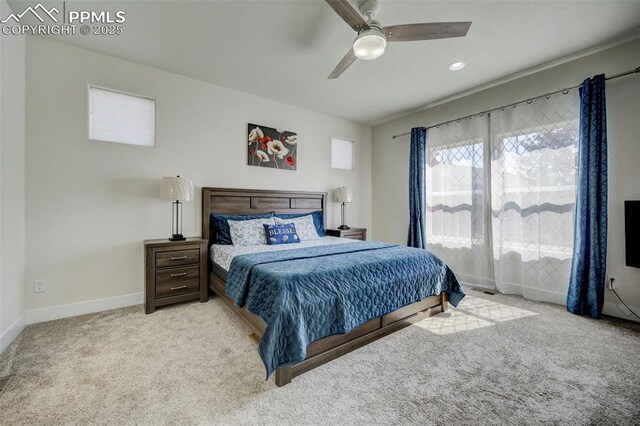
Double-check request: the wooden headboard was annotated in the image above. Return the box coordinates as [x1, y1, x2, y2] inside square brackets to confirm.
[201, 187, 328, 247]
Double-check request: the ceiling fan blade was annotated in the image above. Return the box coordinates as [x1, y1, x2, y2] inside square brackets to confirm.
[328, 48, 357, 79]
[325, 0, 369, 32]
[383, 22, 472, 42]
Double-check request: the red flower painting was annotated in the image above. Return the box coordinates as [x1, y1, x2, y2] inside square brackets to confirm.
[248, 123, 297, 171]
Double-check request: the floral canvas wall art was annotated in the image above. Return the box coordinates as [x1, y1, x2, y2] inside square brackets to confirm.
[248, 123, 297, 171]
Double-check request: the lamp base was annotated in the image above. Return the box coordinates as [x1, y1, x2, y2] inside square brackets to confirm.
[337, 225, 350, 230]
[169, 234, 186, 241]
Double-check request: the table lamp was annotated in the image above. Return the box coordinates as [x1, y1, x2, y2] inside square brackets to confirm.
[333, 186, 353, 230]
[160, 176, 194, 241]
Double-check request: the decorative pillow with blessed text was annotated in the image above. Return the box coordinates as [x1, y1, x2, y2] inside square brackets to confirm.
[263, 223, 300, 245]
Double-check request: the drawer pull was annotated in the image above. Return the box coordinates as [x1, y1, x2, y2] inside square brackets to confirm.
[170, 256, 188, 261]
[170, 285, 188, 291]
[170, 272, 188, 278]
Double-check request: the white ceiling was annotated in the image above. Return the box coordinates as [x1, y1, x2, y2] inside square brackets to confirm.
[10, 0, 640, 124]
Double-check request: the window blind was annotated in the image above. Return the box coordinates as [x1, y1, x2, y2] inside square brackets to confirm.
[89, 86, 155, 147]
[331, 137, 354, 170]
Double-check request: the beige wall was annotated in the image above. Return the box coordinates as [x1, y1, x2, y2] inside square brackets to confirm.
[371, 39, 640, 321]
[25, 36, 371, 317]
[605, 74, 640, 320]
[15, 33, 640, 325]
[0, 0, 26, 352]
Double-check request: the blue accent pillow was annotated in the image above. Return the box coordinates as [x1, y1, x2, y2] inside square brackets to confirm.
[264, 223, 300, 245]
[211, 212, 274, 245]
[275, 210, 326, 237]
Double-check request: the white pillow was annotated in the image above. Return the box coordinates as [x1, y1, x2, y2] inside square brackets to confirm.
[275, 215, 320, 241]
[228, 217, 275, 246]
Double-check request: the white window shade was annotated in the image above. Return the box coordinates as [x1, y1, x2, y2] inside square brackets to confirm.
[89, 86, 155, 147]
[331, 137, 354, 170]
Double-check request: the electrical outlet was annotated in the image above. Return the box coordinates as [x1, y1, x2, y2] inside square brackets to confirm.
[608, 276, 618, 291]
[33, 279, 46, 293]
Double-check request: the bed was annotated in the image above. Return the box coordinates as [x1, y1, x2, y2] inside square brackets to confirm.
[202, 187, 464, 386]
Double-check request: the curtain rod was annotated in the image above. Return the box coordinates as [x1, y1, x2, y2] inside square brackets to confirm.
[391, 66, 640, 139]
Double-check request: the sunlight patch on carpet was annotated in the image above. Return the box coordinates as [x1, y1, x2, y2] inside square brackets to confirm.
[458, 296, 537, 322]
[414, 309, 494, 334]
[413, 295, 537, 335]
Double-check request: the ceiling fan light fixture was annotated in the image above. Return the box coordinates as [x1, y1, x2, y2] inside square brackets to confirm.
[449, 61, 466, 71]
[353, 30, 387, 60]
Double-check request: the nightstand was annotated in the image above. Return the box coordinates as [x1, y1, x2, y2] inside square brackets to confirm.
[144, 237, 208, 314]
[326, 227, 367, 241]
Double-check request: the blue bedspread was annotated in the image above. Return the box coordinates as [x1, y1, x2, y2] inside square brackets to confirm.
[225, 241, 464, 378]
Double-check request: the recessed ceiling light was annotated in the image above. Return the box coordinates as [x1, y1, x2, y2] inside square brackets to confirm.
[449, 61, 465, 71]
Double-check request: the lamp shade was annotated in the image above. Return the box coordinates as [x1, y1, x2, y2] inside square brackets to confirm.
[333, 186, 353, 203]
[159, 176, 194, 201]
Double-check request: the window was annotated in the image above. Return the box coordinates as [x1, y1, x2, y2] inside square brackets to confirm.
[331, 137, 354, 170]
[428, 140, 485, 247]
[89, 85, 155, 147]
[492, 124, 579, 260]
[425, 91, 580, 303]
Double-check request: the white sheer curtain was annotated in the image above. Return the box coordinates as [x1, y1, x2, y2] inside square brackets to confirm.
[426, 116, 495, 290]
[425, 91, 580, 304]
[490, 93, 580, 303]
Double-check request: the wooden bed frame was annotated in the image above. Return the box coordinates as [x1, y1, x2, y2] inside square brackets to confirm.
[202, 187, 448, 387]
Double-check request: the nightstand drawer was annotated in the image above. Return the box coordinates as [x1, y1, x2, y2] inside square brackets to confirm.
[156, 278, 200, 299]
[156, 265, 199, 286]
[343, 234, 364, 241]
[156, 265, 200, 298]
[156, 249, 200, 268]
[326, 228, 367, 241]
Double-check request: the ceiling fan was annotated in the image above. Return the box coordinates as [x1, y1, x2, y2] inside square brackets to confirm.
[325, 0, 472, 79]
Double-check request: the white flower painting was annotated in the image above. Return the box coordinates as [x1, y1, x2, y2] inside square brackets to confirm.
[247, 123, 297, 170]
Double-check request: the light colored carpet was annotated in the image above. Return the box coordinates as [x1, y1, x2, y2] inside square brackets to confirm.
[0, 289, 638, 425]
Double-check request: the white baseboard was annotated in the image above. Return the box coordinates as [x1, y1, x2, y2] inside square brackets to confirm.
[0, 314, 25, 354]
[457, 275, 496, 290]
[603, 301, 640, 323]
[25, 292, 143, 325]
[493, 282, 567, 305]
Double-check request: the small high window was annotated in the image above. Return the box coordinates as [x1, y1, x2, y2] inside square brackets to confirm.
[89, 85, 155, 147]
[331, 137, 354, 170]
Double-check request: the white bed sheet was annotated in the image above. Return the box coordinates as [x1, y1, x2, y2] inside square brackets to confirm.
[211, 236, 360, 271]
